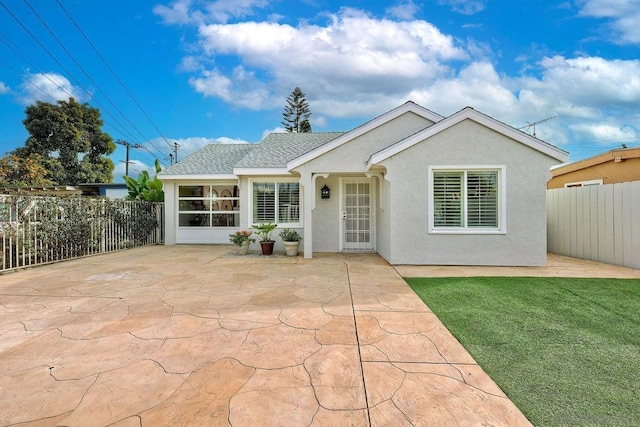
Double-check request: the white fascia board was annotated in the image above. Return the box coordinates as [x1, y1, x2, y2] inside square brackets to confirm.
[232, 167, 290, 176]
[287, 101, 445, 170]
[368, 108, 569, 167]
[158, 174, 237, 181]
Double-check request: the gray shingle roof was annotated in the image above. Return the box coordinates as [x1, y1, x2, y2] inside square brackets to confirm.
[161, 132, 345, 176]
[234, 132, 345, 168]
[160, 144, 255, 175]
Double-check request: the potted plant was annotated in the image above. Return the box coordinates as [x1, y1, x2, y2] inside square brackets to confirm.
[252, 222, 277, 255]
[229, 230, 255, 255]
[279, 229, 301, 256]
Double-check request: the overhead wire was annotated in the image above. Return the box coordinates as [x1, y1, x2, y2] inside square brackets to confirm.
[21, 0, 162, 152]
[20, 0, 169, 163]
[0, 1, 158, 153]
[0, 0, 170, 165]
[54, 0, 177, 152]
[0, 31, 142, 145]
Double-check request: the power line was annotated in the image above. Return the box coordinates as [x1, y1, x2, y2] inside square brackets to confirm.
[0, 1, 172, 166]
[18, 0, 169, 160]
[0, 1, 159, 153]
[54, 0, 176, 151]
[0, 31, 147, 146]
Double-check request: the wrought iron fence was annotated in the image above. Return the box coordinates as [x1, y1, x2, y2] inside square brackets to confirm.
[1, 195, 164, 272]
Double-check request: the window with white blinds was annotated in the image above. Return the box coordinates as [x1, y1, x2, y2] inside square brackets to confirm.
[252, 181, 301, 225]
[431, 167, 503, 232]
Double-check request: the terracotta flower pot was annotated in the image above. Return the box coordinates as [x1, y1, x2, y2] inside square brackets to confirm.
[260, 240, 275, 255]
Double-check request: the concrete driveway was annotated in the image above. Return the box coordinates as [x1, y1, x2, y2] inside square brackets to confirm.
[1, 245, 543, 426]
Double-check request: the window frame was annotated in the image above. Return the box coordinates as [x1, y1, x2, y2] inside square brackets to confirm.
[249, 178, 302, 227]
[177, 182, 240, 228]
[428, 165, 506, 234]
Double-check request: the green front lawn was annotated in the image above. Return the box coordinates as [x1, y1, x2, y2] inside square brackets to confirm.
[405, 277, 640, 426]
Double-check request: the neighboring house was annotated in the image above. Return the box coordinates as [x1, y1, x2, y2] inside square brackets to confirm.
[0, 183, 128, 199]
[78, 183, 128, 199]
[548, 147, 640, 189]
[0, 186, 81, 196]
[159, 101, 568, 266]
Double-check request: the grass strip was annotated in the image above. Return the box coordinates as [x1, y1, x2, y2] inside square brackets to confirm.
[405, 277, 640, 426]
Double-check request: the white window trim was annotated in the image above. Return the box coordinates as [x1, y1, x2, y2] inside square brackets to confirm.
[428, 165, 506, 235]
[564, 179, 602, 188]
[248, 178, 302, 227]
[176, 181, 240, 228]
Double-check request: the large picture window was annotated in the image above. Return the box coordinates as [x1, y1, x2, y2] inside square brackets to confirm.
[430, 167, 505, 233]
[252, 181, 300, 225]
[178, 184, 239, 227]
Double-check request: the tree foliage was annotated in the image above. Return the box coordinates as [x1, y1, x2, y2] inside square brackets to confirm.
[123, 159, 164, 202]
[281, 87, 312, 133]
[0, 153, 53, 187]
[13, 98, 115, 185]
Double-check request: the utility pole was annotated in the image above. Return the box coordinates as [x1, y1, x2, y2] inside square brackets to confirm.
[173, 142, 180, 164]
[115, 139, 142, 176]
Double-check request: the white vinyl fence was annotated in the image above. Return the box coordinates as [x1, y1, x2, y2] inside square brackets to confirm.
[1, 195, 164, 272]
[547, 181, 640, 269]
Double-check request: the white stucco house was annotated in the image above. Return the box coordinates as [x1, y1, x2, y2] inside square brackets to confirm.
[158, 101, 568, 266]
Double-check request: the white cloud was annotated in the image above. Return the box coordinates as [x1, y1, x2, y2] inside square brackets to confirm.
[154, 0, 269, 24]
[159, 3, 640, 152]
[18, 73, 82, 105]
[569, 122, 637, 143]
[189, 66, 270, 109]
[386, 0, 420, 20]
[0, 81, 9, 95]
[153, 0, 196, 24]
[438, 0, 486, 15]
[578, 0, 640, 43]
[203, 0, 269, 23]
[190, 9, 466, 112]
[530, 56, 640, 109]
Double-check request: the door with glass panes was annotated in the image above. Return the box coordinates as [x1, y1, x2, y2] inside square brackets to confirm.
[341, 178, 375, 251]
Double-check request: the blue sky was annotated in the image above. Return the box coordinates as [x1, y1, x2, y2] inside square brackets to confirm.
[1, 0, 639, 182]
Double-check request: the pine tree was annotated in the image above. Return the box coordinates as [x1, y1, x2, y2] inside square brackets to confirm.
[281, 87, 312, 133]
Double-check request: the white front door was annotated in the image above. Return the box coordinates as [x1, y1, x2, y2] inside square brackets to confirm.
[341, 178, 375, 251]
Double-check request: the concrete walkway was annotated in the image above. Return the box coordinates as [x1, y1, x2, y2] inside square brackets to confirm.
[6, 247, 629, 425]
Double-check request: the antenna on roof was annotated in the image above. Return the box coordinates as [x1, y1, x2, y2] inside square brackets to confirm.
[518, 115, 557, 137]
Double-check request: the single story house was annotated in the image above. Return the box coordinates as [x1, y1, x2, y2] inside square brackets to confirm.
[548, 146, 640, 189]
[159, 101, 568, 266]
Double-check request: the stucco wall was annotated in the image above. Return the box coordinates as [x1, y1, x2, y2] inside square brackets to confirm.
[311, 175, 342, 252]
[297, 112, 433, 173]
[381, 119, 560, 266]
[296, 111, 433, 253]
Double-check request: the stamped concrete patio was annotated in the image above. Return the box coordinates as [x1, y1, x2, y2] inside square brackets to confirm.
[5, 246, 624, 426]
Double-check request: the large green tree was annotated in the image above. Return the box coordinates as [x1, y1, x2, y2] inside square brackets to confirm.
[13, 98, 115, 185]
[281, 87, 312, 133]
[0, 153, 53, 187]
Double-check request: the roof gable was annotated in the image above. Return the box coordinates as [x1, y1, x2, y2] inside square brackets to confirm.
[287, 101, 444, 170]
[367, 107, 569, 167]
